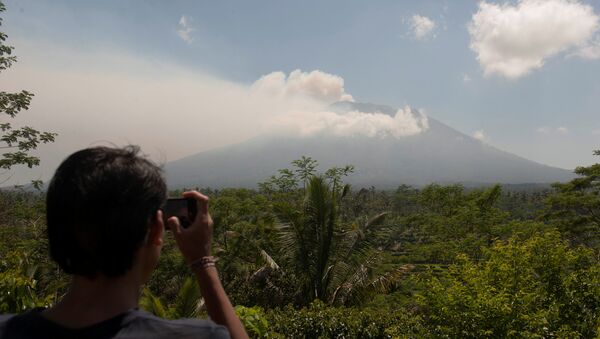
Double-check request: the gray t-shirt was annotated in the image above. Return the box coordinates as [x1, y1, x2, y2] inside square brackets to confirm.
[0, 308, 229, 339]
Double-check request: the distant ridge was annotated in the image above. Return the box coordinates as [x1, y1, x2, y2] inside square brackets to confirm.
[165, 102, 574, 189]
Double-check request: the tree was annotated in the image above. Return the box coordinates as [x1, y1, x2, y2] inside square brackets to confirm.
[277, 176, 404, 306]
[0, 2, 56, 186]
[258, 159, 401, 305]
[291, 156, 318, 188]
[418, 230, 600, 338]
[543, 150, 600, 247]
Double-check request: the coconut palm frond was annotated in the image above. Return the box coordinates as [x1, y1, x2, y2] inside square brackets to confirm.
[336, 228, 362, 259]
[327, 258, 352, 285]
[260, 249, 281, 270]
[271, 174, 394, 306]
[365, 212, 389, 231]
[173, 277, 201, 318]
[327, 260, 353, 303]
[347, 263, 415, 305]
[277, 219, 314, 298]
[333, 264, 370, 305]
[139, 288, 168, 319]
[368, 265, 411, 292]
[328, 252, 385, 305]
[323, 229, 364, 296]
[195, 297, 205, 315]
[305, 176, 338, 299]
[278, 221, 310, 270]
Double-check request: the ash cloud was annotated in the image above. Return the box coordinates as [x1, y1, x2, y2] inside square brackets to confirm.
[4, 43, 428, 184]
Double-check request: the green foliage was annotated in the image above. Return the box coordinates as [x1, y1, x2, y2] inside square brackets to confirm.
[0, 189, 46, 226]
[172, 277, 202, 318]
[291, 156, 318, 187]
[235, 306, 271, 338]
[258, 157, 353, 197]
[140, 277, 202, 319]
[417, 230, 600, 338]
[389, 184, 522, 266]
[265, 300, 425, 338]
[276, 175, 398, 306]
[0, 190, 67, 311]
[497, 189, 550, 220]
[324, 165, 354, 191]
[139, 288, 168, 319]
[543, 150, 600, 247]
[2, 152, 600, 337]
[0, 2, 16, 72]
[0, 2, 56, 179]
[144, 237, 189, 304]
[0, 250, 54, 313]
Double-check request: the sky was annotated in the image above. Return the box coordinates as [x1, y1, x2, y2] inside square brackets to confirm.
[2, 0, 600, 185]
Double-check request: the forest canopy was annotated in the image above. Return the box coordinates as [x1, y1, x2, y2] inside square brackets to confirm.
[1, 152, 599, 337]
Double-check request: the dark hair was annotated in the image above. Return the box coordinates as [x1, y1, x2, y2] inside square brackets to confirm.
[46, 146, 167, 278]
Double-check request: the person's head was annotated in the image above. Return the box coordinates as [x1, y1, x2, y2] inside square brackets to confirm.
[46, 146, 167, 282]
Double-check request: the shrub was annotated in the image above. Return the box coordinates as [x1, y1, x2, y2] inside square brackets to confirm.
[417, 230, 600, 338]
[265, 300, 425, 338]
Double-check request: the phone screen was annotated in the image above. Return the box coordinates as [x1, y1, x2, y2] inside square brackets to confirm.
[162, 198, 197, 229]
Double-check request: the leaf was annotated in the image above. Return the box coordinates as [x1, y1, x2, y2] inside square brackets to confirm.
[364, 212, 389, 231]
[173, 277, 201, 318]
[260, 249, 281, 270]
[139, 288, 168, 319]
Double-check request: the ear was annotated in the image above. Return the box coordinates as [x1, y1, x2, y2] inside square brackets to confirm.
[147, 210, 164, 247]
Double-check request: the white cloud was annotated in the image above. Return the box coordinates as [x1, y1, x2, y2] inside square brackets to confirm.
[268, 106, 429, 139]
[572, 38, 600, 59]
[593, 129, 600, 135]
[251, 69, 354, 104]
[410, 15, 437, 40]
[469, 0, 600, 79]
[252, 70, 428, 139]
[473, 130, 488, 142]
[536, 126, 569, 134]
[177, 15, 194, 44]
[536, 126, 551, 134]
[462, 74, 472, 83]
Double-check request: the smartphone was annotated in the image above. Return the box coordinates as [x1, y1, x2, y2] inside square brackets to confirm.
[162, 198, 197, 229]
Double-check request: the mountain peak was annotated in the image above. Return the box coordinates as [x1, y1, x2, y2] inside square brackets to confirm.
[166, 103, 574, 189]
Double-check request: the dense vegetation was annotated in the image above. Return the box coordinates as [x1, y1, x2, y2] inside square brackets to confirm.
[1, 151, 599, 338]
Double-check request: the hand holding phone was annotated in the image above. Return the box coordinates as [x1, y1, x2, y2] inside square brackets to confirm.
[162, 198, 198, 229]
[166, 191, 213, 261]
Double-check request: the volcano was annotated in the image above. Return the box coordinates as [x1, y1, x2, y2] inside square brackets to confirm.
[165, 102, 574, 189]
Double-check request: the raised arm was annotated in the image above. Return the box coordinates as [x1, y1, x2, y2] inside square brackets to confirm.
[167, 191, 248, 339]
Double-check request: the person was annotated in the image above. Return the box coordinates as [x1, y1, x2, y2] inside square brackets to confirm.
[0, 146, 248, 338]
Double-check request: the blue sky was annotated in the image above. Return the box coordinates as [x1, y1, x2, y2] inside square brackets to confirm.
[2, 0, 600, 183]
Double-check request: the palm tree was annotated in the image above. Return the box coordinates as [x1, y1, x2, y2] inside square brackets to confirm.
[277, 176, 406, 306]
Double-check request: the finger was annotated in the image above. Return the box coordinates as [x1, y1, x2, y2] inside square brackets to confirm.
[183, 191, 209, 216]
[156, 210, 165, 229]
[167, 216, 183, 237]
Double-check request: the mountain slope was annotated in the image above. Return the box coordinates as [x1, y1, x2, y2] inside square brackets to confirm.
[165, 102, 574, 188]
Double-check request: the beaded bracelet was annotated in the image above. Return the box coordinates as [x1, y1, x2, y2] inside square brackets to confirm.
[189, 256, 218, 271]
